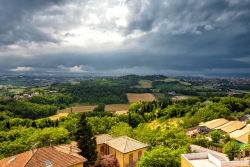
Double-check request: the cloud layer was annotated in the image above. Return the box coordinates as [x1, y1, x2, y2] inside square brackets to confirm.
[0, 0, 250, 76]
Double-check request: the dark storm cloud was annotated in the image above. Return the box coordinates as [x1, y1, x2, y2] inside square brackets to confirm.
[0, 0, 77, 45]
[0, 0, 250, 75]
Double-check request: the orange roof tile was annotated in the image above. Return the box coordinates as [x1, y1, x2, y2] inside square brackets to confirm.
[205, 118, 229, 129]
[95, 134, 115, 145]
[230, 130, 250, 139]
[105, 136, 149, 154]
[218, 121, 246, 133]
[0, 150, 34, 167]
[242, 125, 250, 131]
[236, 132, 250, 144]
[0, 146, 87, 167]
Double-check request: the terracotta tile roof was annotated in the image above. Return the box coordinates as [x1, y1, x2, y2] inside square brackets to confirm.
[0, 150, 34, 167]
[217, 121, 246, 133]
[0, 146, 87, 167]
[230, 130, 250, 139]
[205, 118, 229, 129]
[95, 134, 115, 145]
[236, 132, 250, 144]
[105, 136, 149, 154]
[242, 125, 250, 131]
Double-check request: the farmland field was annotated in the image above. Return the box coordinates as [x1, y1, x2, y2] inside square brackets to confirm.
[49, 113, 69, 120]
[126, 93, 157, 103]
[9, 89, 25, 93]
[158, 78, 192, 86]
[59, 104, 131, 113]
[134, 80, 152, 88]
[0, 81, 28, 86]
[171, 95, 193, 101]
[156, 84, 189, 90]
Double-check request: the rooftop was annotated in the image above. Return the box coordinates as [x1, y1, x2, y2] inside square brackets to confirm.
[189, 159, 218, 167]
[0, 145, 87, 167]
[105, 136, 149, 154]
[95, 134, 115, 145]
[182, 153, 250, 167]
[203, 118, 229, 129]
[216, 121, 246, 133]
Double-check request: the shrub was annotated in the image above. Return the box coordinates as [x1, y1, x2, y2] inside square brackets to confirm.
[210, 130, 222, 143]
[100, 154, 119, 167]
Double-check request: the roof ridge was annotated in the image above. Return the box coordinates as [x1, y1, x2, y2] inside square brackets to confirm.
[124, 138, 128, 152]
[24, 149, 37, 167]
[50, 146, 86, 160]
[123, 136, 148, 146]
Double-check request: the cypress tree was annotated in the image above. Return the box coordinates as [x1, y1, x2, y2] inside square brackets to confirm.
[31, 121, 37, 128]
[55, 119, 59, 127]
[74, 113, 98, 164]
[6, 121, 10, 129]
[128, 112, 132, 127]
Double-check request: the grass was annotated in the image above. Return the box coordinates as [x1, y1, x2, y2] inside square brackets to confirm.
[134, 80, 152, 88]
[0, 81, 28, 86]
[197, 92, 228, 96]
[148, 117, 183, 130]
[9, 89, 25, 93]
[59, 104, 131, 113]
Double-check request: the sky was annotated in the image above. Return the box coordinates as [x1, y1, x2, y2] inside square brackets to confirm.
[0, 0, 250, 77]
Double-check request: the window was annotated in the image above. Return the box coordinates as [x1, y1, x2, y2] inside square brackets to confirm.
[138, 151, 142, 160]
[45, 160, 52, 166]
[129, 154, 133, 164]
[100, 146, 104, 153]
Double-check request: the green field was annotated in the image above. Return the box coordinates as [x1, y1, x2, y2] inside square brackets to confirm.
[0, 81, 28, 86]
[156, 84, 190, 90]
[8, 89, 25, 93]
[134, 80, 152, 88]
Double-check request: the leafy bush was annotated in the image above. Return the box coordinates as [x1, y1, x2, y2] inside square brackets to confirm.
[210, 130, 222, 143]
[100, 154, 119, 167]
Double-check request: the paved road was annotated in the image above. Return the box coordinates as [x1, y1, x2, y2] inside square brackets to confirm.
[191, 145, 228, 161]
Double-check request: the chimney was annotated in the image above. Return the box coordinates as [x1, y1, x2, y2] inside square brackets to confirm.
[70, 145, 72, 153]
[50, 140, 53, 148]
[34, 144, 37, 149]
[111, 132, 113, 137]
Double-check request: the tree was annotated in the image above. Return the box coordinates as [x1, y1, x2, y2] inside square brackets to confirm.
[55, 119, 59, 127]
[223, 133, 233, 144]
[137, 145, 186, 167]
[93, 103, 105, 112]
[128, 112, 132, 127]
[74, 113, 98, 163]
[31, 121, 37, 128]
[100, 154, 120, 167]
[5, 121, 10, 129]
[223, 141, 240, 161]
[210, 130, 222, 143]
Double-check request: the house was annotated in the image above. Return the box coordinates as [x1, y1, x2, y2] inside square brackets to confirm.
[31, 92, 39, 97]
[4, 96, 11, 100]
[14, 95, 21, 100]
[92, 134, 149, 167]
[23, 94, 29, 99]
[181, 152, 250, 167]
[214, 121, 246, 134]
[0, 141, 87, 167]
[49, 91, 58, 94]
[168, 91, 176, 95]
